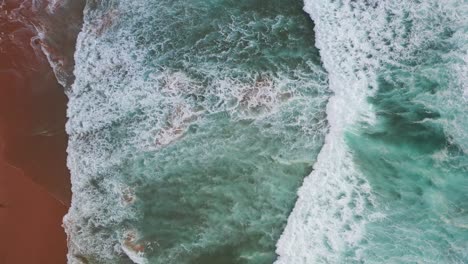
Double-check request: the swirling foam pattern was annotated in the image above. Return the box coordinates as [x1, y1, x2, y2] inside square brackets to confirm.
[64, 0, 329, 263]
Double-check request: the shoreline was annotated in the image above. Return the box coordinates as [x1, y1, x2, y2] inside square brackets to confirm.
[0, 1, 86, 263]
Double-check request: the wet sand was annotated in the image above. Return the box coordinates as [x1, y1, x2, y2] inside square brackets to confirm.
[0, 156, 68, 264]
[0, 1, 85, 263]
[0, 1, 74, 204]
[0, 48, 70, 263]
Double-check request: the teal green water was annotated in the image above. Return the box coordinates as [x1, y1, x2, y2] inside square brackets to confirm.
[65, 0, 328, 263]
[129, 1, 328, 261]
[64, 0, 468, 263]
[133, 113, 323, 263]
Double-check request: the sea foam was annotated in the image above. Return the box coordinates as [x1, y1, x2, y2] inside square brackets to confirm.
[64, 0, 329, 263]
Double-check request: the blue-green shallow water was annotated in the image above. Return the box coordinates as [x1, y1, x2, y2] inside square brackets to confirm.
[64, 0, 329, 263]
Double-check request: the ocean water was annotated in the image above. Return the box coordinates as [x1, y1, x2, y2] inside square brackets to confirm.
[64, 0, 328, 263]
[277, 0, 468, 263]
[63, 0, 468, 263]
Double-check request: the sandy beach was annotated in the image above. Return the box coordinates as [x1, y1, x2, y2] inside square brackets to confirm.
[0, 1, 83, 262]
[0, 158, 68, 264]
[0, 59, 70, 264]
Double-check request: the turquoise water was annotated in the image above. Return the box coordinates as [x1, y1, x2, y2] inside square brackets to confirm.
[346, 31, 468, 263]
[64, 0, 467, 263]
[276, 1, 468, 263]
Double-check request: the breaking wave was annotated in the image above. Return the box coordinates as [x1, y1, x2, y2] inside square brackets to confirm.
[277, 0, 467, 263]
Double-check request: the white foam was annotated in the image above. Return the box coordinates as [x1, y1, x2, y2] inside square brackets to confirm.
[64, 1, 330, 262]
[38, 37, 68, 87]
[275, 1, 386, 261]
[276, 0, 467, 262]
[121, 230, 148, 264]
[121, 247, 147, 264]
[47, 0, 62, 13]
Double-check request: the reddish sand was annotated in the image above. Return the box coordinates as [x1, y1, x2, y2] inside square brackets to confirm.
[0, 65, 70, 263]
[0, 158, 68, 264]
[0, 1, 85, 263]
[0, 1, 73, 204]
[0, 55, 70, 263]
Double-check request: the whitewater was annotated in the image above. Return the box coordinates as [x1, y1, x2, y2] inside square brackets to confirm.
[65, 0, 328, 263]
[277, 0, 467, 263]
[62, 0, 467, 263]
